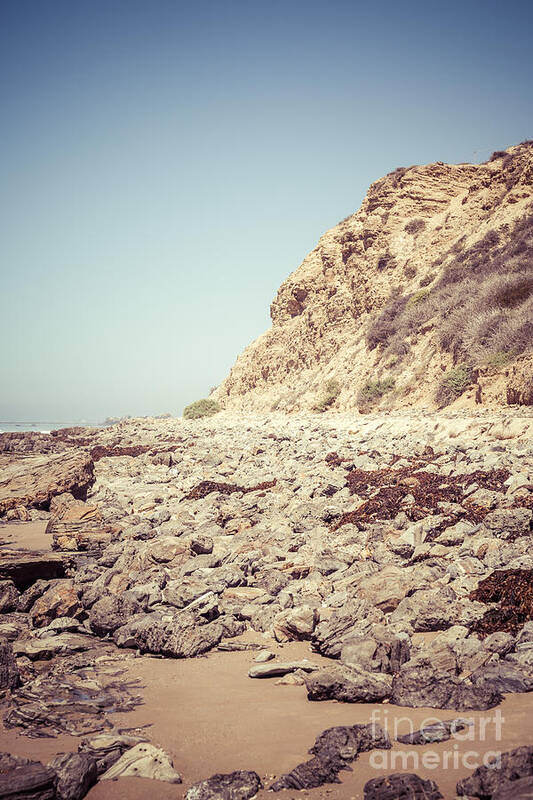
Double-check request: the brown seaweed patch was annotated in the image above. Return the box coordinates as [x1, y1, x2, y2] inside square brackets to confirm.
[469, 569, 533, 637]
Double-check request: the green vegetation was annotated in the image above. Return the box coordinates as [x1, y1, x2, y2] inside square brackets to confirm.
[313, 379, 341, 412]
[183, 398, 221, 419]
[483, 351, 515, 372]
[358, 376, 395, 404]
[366, 206, 533, 368]
[435, 364, 472, 408]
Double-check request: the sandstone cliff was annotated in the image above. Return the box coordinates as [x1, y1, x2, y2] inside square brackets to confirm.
[214, 142, 533, 412]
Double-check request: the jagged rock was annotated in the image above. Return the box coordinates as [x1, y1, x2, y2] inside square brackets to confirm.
[456, 745, 533, 797]
[271, 723, 390, 791]
[396, 718, 472, 744]
[17, 579, 50, 612]
[312, 599, 384, 658]
[340, 627, 410, 674]
[13, 632, 94, 661]
[185, 770, 262, 800]
[46, 499, 116, 551]
[272, 605, 319, 641]
[0, 450, 94, 516]
[0, 752, 57, 800]
[391, 657, 502, 710]
[364, 773, 443, 799]
[470, 661, 533, 694]
[0, 579, 19, 613]
[49, 752, 98, 800]
[389, 587, 459, 632]
[78, 733, 149, 776]
[30, 579, 81, 628]
[305, 665, 392, 703]
[248, 659, 319, 678]
[0, 640, 20, 689]
[481, 508, 533, 539]
[114, 610, 225, 657]
[189, 534, 214, 555]
[493, 775, 533, 799]
[100, 742, 182, 783]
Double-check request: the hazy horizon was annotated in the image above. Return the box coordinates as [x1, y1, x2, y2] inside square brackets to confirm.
[2, 0, 532, 421]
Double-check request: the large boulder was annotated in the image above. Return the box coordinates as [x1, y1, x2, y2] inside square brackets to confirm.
[364, 773, 443, 800]
[391, 657, 502, 710]
[185, 770, 262, 800]
[305, 665, 393, 703]
[456, 745, 533, 797]
[0, 752, 57, 800]
[0, 450, 94, 516]
[312, 599, 384, 658]
[30, 580, 81, 628]
[49, 752, 98, 800]
[272, 605, 319, 642]
[46, 499, 117, 552]
[114, 610, 225, 658]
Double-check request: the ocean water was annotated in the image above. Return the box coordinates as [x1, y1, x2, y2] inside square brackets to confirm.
[0, 422, 101, 434]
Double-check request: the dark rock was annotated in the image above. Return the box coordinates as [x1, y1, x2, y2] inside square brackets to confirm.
[493, 775, 533, 799]
[190, 535, 214, 555]
[0, 580, 19, 613]
[271, 723, 390, 791]
[0, 556, 65, 592]
[470, 661, 533, 694]
[456, 745, 533, 797]
[305, 665, 392, 703]
[17, 579, 50, 613]
[364, 772, 443, 799]
[185, 770, 262, 800]
[87, 594, 141, 636]
[49, 752, 97, 800]
[391, 658, 502, 710]
[114, 610, 224, 658]
[0, 640, 20, 690]
[396, 718, 471, 745]
[0, 752, 57, 800]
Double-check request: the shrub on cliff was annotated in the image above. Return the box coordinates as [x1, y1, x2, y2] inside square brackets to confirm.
[358, 377, 395, 404]
[435, 364, 472, 408]
[183, 399, 221, 419]
[313, 379, 341, 412]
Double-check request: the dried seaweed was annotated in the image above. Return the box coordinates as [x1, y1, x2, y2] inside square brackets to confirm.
[469, 569, 533, 636]
[186, 479, 276, 501]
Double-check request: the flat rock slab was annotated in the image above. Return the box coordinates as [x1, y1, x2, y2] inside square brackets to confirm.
[0, 451, 94, 516]
[248, 660, 319, 678]
[0, 553, 66, 591]
[0, 752, 57, 800]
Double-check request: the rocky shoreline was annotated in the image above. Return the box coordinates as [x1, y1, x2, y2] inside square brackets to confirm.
[1, 411, 533, 798]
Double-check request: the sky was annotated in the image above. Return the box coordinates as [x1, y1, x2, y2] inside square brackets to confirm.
[1, 0, 532, 422]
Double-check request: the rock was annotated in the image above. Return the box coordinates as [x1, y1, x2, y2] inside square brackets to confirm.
[272, 605, 319, 642]
[271, 723, 390, 791]
[114, 610, 225, 658]
[456, 745, 533, 797]
[364, 773, 443, 800]
[0, 450, 95, 516]
[389, 587, 458, 632]
[99, 742, 182, 784]
[312, 599, 384, 658]
[493, 775, 533, 799]
[0, 752, 57, 800]
[481, 508, 532, 539]
[17, 579, 51, 612]
[46, 499, 116, 551]
[254, 650, 275, 662]
[30, 580, 81, 628]
[49, 752, 98, 800]
[13, 632, 94, 661]
[190, 534, 214, 555]
[340, 627, 410, 674]
[185, 770, 262, 800]
[305, 665, 392, 703]
[0, 640, 20, 689]
[470, 661, 533, 694]
[0, 579, 19, 613]
[396, 718, 472, 744]
[391, 657, 502, 710]
[78, 733, 149, 776]
[248, 659, 319, 678]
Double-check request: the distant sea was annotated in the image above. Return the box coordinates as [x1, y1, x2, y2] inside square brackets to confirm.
[0, 422, 101, 434]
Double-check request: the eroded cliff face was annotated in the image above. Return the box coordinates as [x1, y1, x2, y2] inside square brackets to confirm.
[214, 142, 533, 412]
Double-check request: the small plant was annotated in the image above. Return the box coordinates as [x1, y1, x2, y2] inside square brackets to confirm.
[404, 218, 426, 235]
[435, 364, 472, 408]
[313, 379, 341, 412]
[483, 351, 514, 372]
[183, 399, 221, 420]
[404, 263, 418, 278]
[406, 288, 430, 307]
[358, 377, 395, 404]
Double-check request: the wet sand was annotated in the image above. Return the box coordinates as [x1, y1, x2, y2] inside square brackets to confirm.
[2, 639, 532, 799]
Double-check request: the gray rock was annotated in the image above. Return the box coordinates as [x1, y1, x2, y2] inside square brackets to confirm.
[248, 660, 319, 678]
[0, 752, 57, 800]
[185, 770, 262, 800]
[391, 657, 502, 710]
[305, 665, 392, 703]
[456, 745, 533, 797]
[0, 640, 20, 690]
[364, 773, 443, 799]
[49, 752, 97, 800]
[0, 579, 19, 613]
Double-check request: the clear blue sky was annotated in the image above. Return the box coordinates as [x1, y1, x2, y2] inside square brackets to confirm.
[1, 0, 532, 421]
